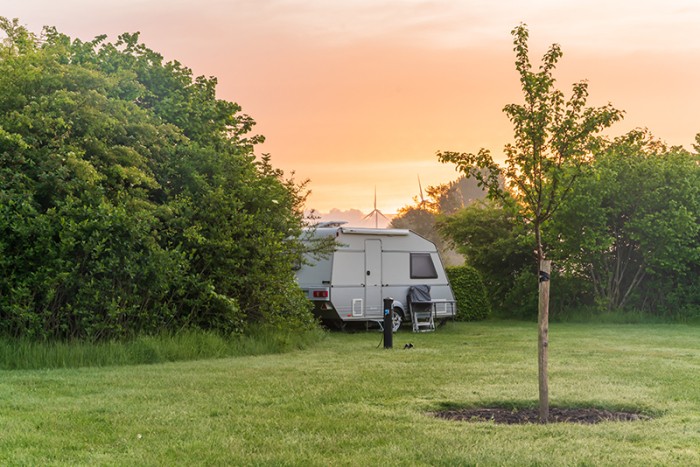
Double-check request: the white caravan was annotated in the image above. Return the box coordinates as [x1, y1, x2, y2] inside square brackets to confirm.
[296, 222, 456, 331]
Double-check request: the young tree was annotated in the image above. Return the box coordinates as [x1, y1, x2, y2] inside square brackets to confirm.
[437, 24, 623, 422]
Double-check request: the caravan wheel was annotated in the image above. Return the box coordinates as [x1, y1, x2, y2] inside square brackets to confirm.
[392, 308, 403, 332]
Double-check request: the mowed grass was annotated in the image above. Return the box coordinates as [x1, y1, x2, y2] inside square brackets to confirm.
[1, 321, 699, 466]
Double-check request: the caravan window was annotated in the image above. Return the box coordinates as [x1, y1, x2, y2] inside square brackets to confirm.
[410, 253, 438, 279]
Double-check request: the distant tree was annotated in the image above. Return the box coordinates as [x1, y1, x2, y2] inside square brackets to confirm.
[390, 175, 490, 262]
[439, 199, 533, 312]
[0, 19, 313, 340]
[432, 172, 502, 215]
[391, 206, 436, 236]
[437, 24, 623, 422]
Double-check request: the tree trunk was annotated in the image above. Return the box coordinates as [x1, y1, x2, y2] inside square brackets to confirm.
[538, 259, 552, 423]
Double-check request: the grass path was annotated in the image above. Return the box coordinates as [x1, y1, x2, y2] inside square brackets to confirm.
[1, 321, 699, 465]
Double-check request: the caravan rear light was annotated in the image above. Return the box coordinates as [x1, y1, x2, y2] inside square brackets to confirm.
[312, 290, 329, 298]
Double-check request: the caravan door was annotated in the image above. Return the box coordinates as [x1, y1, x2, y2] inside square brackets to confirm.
[364, 239, 382, 317]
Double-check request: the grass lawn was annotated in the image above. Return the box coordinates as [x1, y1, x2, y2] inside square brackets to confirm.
[1, 321, 699, 465]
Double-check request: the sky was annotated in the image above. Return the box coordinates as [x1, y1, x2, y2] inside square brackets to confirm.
[4, 0, 700, 221]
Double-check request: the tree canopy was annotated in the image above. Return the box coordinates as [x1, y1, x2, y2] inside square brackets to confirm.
[550, 130, 700, 314]
[0, 19, 313, 340]
[438, 24, 623, 260]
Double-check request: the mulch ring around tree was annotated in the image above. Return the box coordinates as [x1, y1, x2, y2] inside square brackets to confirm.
[433, 407, 651, 425]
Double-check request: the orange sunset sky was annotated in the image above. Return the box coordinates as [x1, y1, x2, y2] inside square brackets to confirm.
[4, 1, 700, 217]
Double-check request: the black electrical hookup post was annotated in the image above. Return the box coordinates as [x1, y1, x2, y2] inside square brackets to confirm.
[383, 297, 393, 349]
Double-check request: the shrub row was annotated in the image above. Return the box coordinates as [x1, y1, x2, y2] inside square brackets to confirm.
[446, 266, 491, 321]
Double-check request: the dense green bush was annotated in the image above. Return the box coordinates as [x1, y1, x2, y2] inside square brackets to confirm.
[0, 19, 313, 340]
[439, 200, 534, 315]
[446, 266, 491, 320]
[501, 267, 594, 321]
[550, 131, 700, 315]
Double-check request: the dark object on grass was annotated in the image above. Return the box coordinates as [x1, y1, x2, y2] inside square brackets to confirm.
[433, 407, 650, 424]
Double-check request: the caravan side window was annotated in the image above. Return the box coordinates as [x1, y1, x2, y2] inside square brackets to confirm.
[410, 253, 438, 279]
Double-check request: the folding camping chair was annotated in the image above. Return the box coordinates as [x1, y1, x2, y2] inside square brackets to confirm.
[407, 285, 435, 332]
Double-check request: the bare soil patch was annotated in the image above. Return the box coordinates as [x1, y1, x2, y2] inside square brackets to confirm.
[434, 407, 650, 424]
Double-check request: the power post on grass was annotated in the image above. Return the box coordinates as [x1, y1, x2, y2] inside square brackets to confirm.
[383, 297, 393, 349]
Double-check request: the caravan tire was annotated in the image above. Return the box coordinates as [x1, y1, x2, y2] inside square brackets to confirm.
[392, 308, 403, 332]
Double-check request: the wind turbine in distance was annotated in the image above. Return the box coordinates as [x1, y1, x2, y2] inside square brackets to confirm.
[363, 186, 389, 228]
[417, 175, 427, 209]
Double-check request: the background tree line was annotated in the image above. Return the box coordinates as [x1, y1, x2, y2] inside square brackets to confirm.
[0, 19, 316, 340]
[394, 131, 700, 321]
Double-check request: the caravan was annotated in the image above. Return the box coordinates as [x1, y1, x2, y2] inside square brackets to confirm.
[296, 222, 456, 331]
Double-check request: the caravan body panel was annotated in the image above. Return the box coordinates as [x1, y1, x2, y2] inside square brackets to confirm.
[296, 226, 456, 327]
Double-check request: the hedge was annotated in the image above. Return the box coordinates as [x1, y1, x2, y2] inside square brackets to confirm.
[446, 266, 491, 321]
